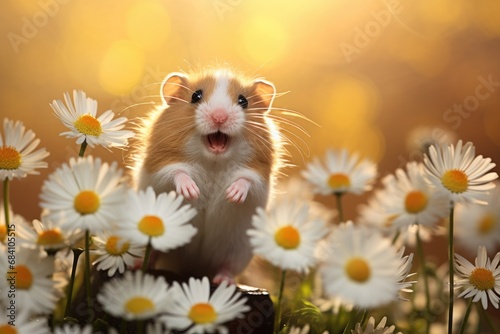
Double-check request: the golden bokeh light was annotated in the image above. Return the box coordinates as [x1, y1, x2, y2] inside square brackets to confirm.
[314, 74, 379, 128]
[127, 1, 170, 52]
[99, 39, 146, 95]
[240, 16, 288, 66]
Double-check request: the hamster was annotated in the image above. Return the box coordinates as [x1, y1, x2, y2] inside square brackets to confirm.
[132, 67, 282, 284]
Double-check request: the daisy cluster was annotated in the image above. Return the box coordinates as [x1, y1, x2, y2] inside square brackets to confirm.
[0, 89, 499, 334]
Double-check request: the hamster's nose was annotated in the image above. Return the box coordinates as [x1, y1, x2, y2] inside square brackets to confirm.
[212, 108, 228, 124]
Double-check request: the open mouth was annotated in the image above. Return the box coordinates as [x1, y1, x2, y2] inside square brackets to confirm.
[205, 131, 229, 154]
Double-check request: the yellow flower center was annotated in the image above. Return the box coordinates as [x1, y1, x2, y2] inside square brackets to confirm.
[0, 324, 17, 334]
[74, 190, 100, 215]
[345, 257, 371, 283]
[405, 190, 428, 214]
[12, 265, 33, 290]
[469, 267, 495, 291]
[274, 225, 301, 249]
[327, 173, 351, 191]
[124, 296, 154, 315]
[37, 229, 65, 246]
[105, 236, 130, 255]
[138, 215, 165, 237]
[188, 303, 218, 324]
[74, 114, 103, 136]
[0, 146, 21, 170]
[0, 224, 6, 242]
[441, 169, 468, 193]
[478, 214, 496, 235]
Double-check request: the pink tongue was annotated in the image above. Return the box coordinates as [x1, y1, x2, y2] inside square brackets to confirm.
[208, 132, 227, 149]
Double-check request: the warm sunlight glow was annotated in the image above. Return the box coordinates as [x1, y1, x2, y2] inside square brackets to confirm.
[99, 40, 146, 95]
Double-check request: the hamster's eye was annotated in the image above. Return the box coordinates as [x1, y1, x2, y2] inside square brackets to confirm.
[238, 95, 248, 109]
[191, 90, 203, 103]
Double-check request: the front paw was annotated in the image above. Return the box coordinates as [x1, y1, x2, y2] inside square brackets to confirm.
[226, 178, 250, 203]
[174, 172, 200, 200]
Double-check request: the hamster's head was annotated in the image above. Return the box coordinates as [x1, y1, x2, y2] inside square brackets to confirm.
[160, 68, 275, 157]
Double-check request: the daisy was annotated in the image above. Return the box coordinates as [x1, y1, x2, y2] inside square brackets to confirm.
[0, 310, 50, 334]
[352, 316, 401, 334]
[0, 205, 28, 244]
[54, 324, 93, 334]
[0, 118, 49, 181]
[455, 246, 500, 310]
[116, 187, 197, 252]
[92, 229, 145, 276]
[0, 247, 62, 315]
[301, 149, 377, 196]
[50, 90, 134, 149]
[357, 189, 434, 247]
[320, 222, 415, 309]
[16, 215, 84, 252]
[97, 270, 171, 320]
[39, 156, 126, 233]
[455, 185, 500, 254]
[161, 276, 250, 334]
[423, 140, 498, 204]
[379, 162, 450, 230]
[247, 200, 328, 274]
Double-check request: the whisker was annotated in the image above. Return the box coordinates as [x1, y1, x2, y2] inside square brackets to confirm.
[116, 101, 156, 114]
[242, 124, 275, 156]
[162, 81, 194, 93]
[247, 113, 310, 138]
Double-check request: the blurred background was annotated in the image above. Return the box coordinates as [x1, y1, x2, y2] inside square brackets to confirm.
[1, 0, 500, 245]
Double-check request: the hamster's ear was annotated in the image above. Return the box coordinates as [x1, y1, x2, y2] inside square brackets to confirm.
[253, 79, 276, 111]
[161, 72, 189, 105]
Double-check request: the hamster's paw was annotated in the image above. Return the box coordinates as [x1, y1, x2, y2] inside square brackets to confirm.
[213, 270, 236, 285]
[226, 178, 250, 203]
[174, 172, 200, 200]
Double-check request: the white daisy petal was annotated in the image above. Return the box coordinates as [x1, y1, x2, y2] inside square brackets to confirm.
[50, 90, 134, 149]
[423, 140, 498, 204]
[247, 200, 328, 274]
[97, 271, 171, 320]
[455, 246, 500, 310]
[160, 276, 249, 333]
[0, 119, 49, 180]
[0, 247, 63, 315]
[302, 148, 377, 196]
[116, 187, 197, 252]
[320, 222, 415, 309]
[40, 156, 127, 234]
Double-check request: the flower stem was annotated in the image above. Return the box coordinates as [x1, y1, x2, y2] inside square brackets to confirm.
[79, 141, 88, 157]
[3, 178, 10, 235]
[84, 229, 93, 318]
[64, 247, 84, 318]
[447, 203, 455, 334]
[416, 224, 431, 334]
[141, 240, 152, 273]
[335, 192, 344, 223]
[458, 298, 473, 334]
[391, 230, 400, 245]
[274, 270, 286, 334]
